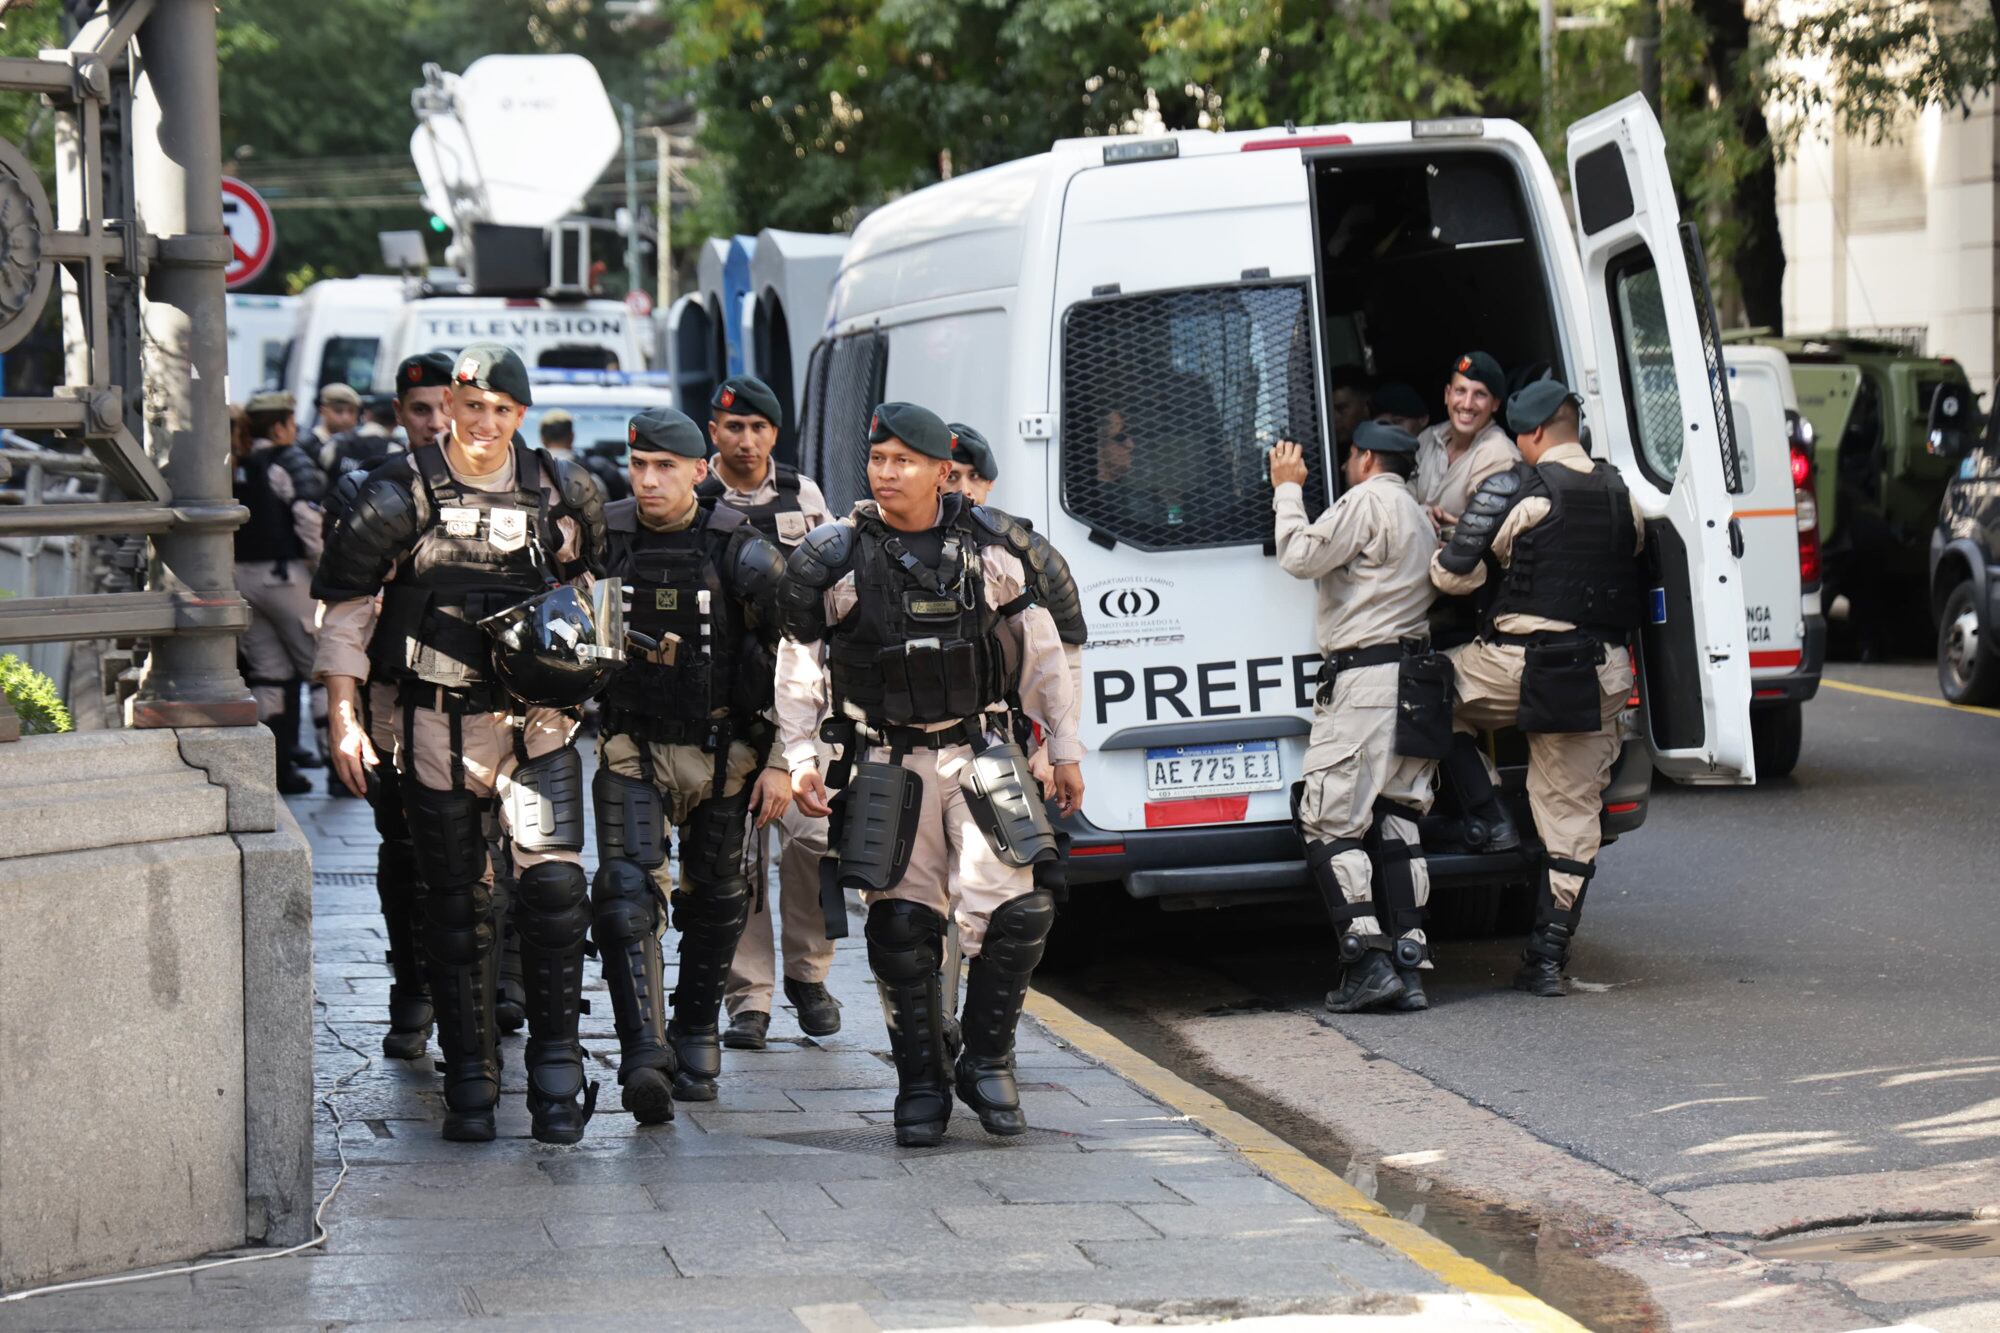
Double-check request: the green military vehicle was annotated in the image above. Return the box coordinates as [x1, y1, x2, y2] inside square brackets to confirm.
[1728, 331, 1974, 655]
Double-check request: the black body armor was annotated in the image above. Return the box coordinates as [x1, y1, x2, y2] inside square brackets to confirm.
[697, 462, 808, 549]
[233, 443, 324, 567]
[599, 497, 783, 745]
[1487, 462, 1643, 640]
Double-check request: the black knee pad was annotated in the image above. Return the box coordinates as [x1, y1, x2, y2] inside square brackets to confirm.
[594, 767, 667, 867]
[865, 899, 946, 984]
[514, 860, 590, 951]
[424, 877, 496, 966]
[505, 745, 586, 854]
[679, 787, 751, 884]
[591, 859, 661, 946]
[979, 891, 1054, 975]
[404, 783, 489, 888]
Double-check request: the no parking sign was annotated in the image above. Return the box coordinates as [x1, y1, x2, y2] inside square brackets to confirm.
[221, 176, 275, 289]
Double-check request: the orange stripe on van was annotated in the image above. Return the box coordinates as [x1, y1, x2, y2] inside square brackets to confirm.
[1731, 507, 1796, 519]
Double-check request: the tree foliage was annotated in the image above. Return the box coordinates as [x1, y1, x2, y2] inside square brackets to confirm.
[0, 653, 72, 735]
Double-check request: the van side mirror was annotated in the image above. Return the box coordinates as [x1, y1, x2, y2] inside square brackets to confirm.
[1927, 381, 1977, 459]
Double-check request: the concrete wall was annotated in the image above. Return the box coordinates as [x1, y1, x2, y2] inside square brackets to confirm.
[0, 726, 311, 1291]
[1777, 94, 2000, 389]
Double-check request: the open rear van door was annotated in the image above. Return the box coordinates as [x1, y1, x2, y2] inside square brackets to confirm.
[1568, 95, 1755, 784]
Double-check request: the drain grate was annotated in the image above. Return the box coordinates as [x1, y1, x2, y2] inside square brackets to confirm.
[1756, 1220, 2000, 1263]
[313, 872, 376, 887]
[764, 1124, 1080, 1157]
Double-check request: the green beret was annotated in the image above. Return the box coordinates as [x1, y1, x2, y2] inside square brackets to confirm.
[245, 389, 295, 415]
[1368, 382, 1428, 421]
[1448, 350, 1505, 401]
[711, 375, 782, 428]
[628, 406, 706, 459]
[868, 401, 953, 461]
[395, 352, 455, 397]
[451, 341, 533, 407]
[1352, 421, 1418, 455]
[1505, 378, 1583, 435]
[947, 421, 998, 480]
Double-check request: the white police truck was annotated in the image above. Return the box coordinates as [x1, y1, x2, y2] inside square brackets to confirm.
[794, 96, 1755, 916]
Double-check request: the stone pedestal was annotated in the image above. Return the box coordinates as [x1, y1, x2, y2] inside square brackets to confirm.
[0, 726, 312, 1292]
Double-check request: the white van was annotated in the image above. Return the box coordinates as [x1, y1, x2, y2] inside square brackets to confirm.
[282, 276, 405, 429]
[1721, 344, 1826, 778]
[797, 97, 1755, 908]
[743, 228, 851, 463]
[224, 293, 298, 399]
[373, 295, 648, 394]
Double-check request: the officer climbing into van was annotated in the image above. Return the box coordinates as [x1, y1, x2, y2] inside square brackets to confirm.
[316, 351, 456, 1057]
[1413, 352, 1519, 529]
[693, 375, 844, 1049]
[779, 402, 1084, 1147]
[1430, 378, 1645, 997]
[593, 405, 793, 1119]
[1271, 424, 1453, 1012]
[315, 342, 612, 1143]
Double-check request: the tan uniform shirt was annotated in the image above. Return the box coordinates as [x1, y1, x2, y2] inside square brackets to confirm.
[708, 461, 833, 544]
[1412, 422, 1519, 520]
[313, 447, 583, 683]
[774, 500, 1083, 772]
[1428, 441, 1646, 636]
[1275, 473, 1435, 653]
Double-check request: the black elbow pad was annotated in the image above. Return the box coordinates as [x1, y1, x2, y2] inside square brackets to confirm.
[313, 473, 419, 600]
[555, 457, 610, 576]
[779, 522, 854, 641]
[1438, 469, 1524, 576]
[1027, 530, 1088, 646]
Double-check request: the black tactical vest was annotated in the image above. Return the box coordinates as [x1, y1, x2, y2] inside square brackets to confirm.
[375, 440, 561, 694]
[233, 445, 310, 567]
[600, 498, 773, 744]
[826, 496, 1008, 727]
[1490, 461, 1644, 640]
[697, 462, 807, 549]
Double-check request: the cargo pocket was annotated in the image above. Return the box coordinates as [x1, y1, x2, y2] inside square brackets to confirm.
[1518, 640, 1606, 734]
[1394, 652, 1455, 760]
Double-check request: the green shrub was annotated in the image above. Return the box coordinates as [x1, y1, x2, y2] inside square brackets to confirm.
[0, 654, 72, 735]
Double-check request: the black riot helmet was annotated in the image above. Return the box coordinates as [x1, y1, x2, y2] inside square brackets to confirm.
[478, 583, 623, 708]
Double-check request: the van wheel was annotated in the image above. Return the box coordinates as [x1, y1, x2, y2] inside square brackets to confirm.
[1749, 702, 1804, 780]
[1938, 581, 2000, 705]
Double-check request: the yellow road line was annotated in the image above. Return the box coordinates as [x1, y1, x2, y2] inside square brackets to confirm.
[1820, 677, 2000, 720]
[1025, 990, 1591, 1333]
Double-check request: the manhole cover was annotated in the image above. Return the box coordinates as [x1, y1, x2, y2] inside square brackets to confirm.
[313, 872, 375, 887]
[763, 1124, 1080, 1156]
[1756, 1220, 2000, 1262]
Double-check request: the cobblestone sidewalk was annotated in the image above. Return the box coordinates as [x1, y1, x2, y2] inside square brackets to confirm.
[2, 781, 1523, 1331]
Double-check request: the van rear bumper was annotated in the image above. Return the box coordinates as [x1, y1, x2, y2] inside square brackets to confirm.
[1060, 740, 1651, 904]
[1750, 612, 1827, 707]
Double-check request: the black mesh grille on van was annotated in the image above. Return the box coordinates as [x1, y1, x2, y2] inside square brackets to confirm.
[1060, 282, 1326, 551]
[800, 330, 888, 516]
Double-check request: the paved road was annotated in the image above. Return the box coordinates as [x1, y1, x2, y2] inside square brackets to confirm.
[1059, 662, 2000, 1199]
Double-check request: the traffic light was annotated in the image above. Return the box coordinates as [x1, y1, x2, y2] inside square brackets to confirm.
[428, 214, 449, 234]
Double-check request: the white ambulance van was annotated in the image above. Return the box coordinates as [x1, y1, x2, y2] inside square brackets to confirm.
[796, 96, 1755, 911]
[1721, 343, 1826, 778]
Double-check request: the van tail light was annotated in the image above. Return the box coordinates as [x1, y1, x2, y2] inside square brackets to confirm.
[1789, 433, 1823, 592]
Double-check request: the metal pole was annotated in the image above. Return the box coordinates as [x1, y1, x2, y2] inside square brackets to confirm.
[127, 0, 255, 727]
[620, 99, 640, 295]
[654, 127, 672, 306]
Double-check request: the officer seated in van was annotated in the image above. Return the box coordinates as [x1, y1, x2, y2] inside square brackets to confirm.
[945, 424, 998, 505]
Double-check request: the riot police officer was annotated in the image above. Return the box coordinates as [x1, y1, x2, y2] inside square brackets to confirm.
[317, 352, 455, 1058]
[1271, 424, 1451, 1012]
[315, 343, 609, 1143]
[779, 402, 1084, 1148]
[234, 389, 328, 795]
[695, 375, 843, 1047]
[1413, 352, 1519, 529]
[1430, 378, 1646, 997]
[592, 406, 792, 1121]
[945, 422, 998, 506]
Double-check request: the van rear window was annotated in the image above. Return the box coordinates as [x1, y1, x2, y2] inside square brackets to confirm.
[1060, 282, 1325, 551]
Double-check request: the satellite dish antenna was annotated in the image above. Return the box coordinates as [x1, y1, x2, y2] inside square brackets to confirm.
[410, 54, 621, 237]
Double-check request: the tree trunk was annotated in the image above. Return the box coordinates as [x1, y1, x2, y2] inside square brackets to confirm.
[1692, 0, 1786, 332]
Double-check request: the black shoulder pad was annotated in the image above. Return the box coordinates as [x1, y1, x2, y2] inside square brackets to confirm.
[553, 456, 609, 576]
[313, 467, 420, 601]
[320, 467, 367, 546]
[725, 527, 787, 606]
[1438, 465, 1529, 576]
[970, 504, 1033, 552]
[275, 445, 327, 504]
[777, 521, 855, 642]
[1026, 529, 1088, 646]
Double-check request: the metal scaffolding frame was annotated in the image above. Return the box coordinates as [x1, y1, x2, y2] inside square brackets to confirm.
[0, 0, 253, 727]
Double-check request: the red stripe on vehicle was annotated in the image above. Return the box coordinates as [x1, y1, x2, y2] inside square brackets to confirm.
[1750, 650, 1802, 669]
[1603, 801, 1641, 815]
[1071, 843, 1125, 858]
[1144, 796, 1250, 828]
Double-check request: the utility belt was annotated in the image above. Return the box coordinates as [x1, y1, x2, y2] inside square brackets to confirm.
[603, 708, 773, 758]
[394, 677, 513, 719]
[1481, 628, 1614, 735]
[1314, 635, 1453, 761]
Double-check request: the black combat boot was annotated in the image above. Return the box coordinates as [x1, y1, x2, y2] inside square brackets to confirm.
[666, 875, 752, 1101]
[867, 900, 952, 1147]
[516, 863, 596, 1144]
[270, 691, 312, 796]
[1391, 934, 1430, 1012]
[784, 976, 843, 1037]
[1513, 857, 1590, 998]
[1440, 734, 1520, 853]
[955, 892, 1054, 1137]
[591, 860, 676, 1125]
[1326, 937, 1406, 1013]
[722, 1009, 770, 1051]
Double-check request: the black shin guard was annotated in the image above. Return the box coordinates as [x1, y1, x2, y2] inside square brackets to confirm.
[956, 892, 1054, 1136]
[515, 860, 596, 1142]
[407, 784, 497, 1139]
[665, 874, 752, 1100]
[591, 859, 674, 1122]
[1440, 733, 1520, 852]
[1514, 854, 1592, 997]
[866, 899, 951, 1146]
